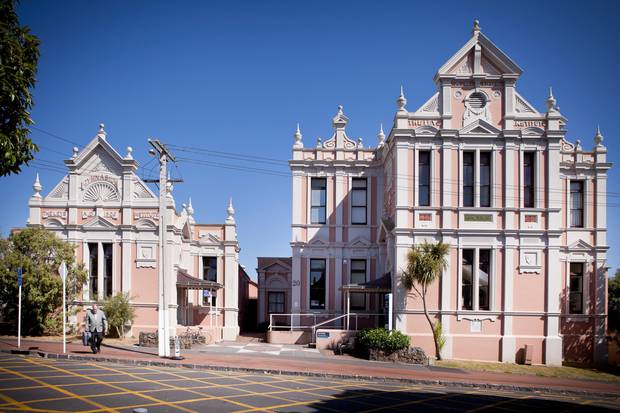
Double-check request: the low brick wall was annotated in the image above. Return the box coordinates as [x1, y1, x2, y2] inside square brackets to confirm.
[267, 330, 311, 345]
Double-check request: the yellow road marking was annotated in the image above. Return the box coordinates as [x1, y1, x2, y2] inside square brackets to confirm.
[24, 358, 200, 413]
[0, 362, 116, 413]
[85, 362, 260, 413]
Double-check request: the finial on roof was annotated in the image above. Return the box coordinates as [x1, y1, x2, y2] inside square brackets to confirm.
[397, 85, 407, 112]
[357, 137, 364, 148]
[166, 171, 173, 197]
[293, 123, 303, 148]
[472, 19, 480, 35]
[33, 173, 42, 197]
[72, 147, 79, 159]
[316, 137, 322, 148]
[594, 125, 604, 146]
[377, 124, 386, 147]
[575, 139, 582, 151]
[546, 87, 556, 111]
[187, 197, 194, 215]
[226, 198, 235, 224]
[332, 105, 349, 128]
[97, 123, 107, 140]
[125, 146, 133, 159]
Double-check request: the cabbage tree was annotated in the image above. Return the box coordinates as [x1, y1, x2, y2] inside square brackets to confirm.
[401, 241, 449, 360]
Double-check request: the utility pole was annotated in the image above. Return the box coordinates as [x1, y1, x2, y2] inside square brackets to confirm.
[147, 139, 179, 358]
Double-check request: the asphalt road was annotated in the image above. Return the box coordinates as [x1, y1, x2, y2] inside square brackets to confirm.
[0, 353, 617, 413]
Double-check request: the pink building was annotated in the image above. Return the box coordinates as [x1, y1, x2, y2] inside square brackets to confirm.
[263, 21, 611, 364]
[27, 125, 241, 342]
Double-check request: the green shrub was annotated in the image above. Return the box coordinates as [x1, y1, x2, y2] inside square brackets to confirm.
[356, 328, 409, 353]
[101, 292, 135, 338]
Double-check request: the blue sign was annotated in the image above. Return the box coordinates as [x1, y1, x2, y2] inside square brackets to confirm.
[203, 290, 211, 297]
[17, 268, 22, 287]
[317, 331, 330, 339]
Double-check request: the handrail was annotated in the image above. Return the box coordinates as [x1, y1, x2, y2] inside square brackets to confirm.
[268, 313, 343, 332]
[311, 312, 385, 342]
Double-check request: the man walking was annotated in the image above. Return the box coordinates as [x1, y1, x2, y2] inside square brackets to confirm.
[85, 304, 107, 354]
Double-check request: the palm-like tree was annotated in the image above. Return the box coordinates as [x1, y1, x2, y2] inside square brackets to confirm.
[401, 241, 450, 360]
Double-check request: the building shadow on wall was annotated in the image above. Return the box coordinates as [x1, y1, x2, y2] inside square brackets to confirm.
[303, 387, 616, 412]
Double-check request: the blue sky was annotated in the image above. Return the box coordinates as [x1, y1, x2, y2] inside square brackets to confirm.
[3, 1, 619, 279]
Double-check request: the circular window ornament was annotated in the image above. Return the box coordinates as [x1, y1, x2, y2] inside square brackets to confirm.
[463, 91, 491, 124]
[466, 92, 487, 110]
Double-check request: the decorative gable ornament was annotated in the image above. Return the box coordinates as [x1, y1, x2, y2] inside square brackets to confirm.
[435, 20, 523, 82]
[46, 177, 69, 199]
[322, 106, 357, 149]
[460, 118, 501, 135]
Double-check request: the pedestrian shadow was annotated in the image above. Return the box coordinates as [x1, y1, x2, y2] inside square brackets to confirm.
[100, 343, 158, 356]
[303, 388, 616, 412]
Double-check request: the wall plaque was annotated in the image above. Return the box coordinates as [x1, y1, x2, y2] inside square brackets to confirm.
[464, 214, 493, 222]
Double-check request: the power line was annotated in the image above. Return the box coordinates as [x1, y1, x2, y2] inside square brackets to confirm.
[30, 126, 80, 146]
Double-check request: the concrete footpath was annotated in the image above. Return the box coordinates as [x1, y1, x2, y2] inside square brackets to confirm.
[1, 338, 618, 398]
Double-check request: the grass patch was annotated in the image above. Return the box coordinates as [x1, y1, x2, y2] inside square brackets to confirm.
[435, 359, 620, 382]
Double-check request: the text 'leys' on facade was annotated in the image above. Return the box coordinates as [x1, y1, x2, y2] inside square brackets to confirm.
[258, 21, 611, 365]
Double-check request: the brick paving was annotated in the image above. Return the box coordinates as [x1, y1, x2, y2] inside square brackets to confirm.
[1, 338, 619, 398]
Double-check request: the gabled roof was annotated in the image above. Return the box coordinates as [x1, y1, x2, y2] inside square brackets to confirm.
[67, 124, 132, 173]
[435, 23, 522, 81]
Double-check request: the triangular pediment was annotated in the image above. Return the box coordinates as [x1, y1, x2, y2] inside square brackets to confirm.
[79, 146, 123, 176]
[133, 180, 156, 199]
[415, 93, 440, 114]
[568, 239, 594, 251]
[198, 231, 221, 245]
[460, 119, 501, 135]
[514, 92, 540, 116]
[261, 262, 291, 273]
[348, 236, 371, 248]
[308, 239, 327, 247]
[45, 176, 69, 200]
[437, 29, 522, 80]
[83, 216, 116, 229]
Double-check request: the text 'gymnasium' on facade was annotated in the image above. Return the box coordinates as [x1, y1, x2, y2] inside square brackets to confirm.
[26, 124, 257, 342]
[258, 20, 611, 365]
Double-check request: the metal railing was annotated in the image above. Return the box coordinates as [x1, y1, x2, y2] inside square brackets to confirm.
[311, 312, 384, 342]
[268, 313, 343, 332]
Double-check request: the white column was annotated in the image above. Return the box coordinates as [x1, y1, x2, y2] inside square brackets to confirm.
[440, 240, 455, 359]
[545, 245, 562, 365]
[291, 251, 301, 313]
[501, 243, 516, 362]
[121, 238, 131, 294]
[97, 242, 104, 301]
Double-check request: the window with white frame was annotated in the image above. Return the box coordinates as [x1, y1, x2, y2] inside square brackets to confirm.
[350, 259, 366, 310]
[103, 243, 113, 298]
[463, 152, 475, 207]
[418, 150, 431, 206]
[311, 178, 327, 224]
[351, 178, 367, 225]
[570, 181, 584, 228]
[569, 262, 584, 314]
[523, 151, 536, 208]
[309, 259, 326, 309]
[479, 151, 491, 208]
[461, 248, 492, 311]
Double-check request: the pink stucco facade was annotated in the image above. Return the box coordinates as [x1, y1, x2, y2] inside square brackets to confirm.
[27, 126, 242, 342]
[266, 22, 611, 365]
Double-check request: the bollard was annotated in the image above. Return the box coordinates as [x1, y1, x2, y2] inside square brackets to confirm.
[133, 409, 148, 413]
